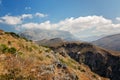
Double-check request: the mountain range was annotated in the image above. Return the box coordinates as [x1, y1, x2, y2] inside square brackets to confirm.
[36, 38, 120, 80]
[21, 29, 120, 52]
[19, 29, 78, 41]
[92, 33, 120, 51]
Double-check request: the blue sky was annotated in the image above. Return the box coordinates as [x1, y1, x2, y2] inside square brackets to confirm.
[0, 0, 120, 38]
[1, 0, 120, 20]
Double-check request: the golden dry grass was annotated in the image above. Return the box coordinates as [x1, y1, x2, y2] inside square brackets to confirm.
[0, 31, 109, 80]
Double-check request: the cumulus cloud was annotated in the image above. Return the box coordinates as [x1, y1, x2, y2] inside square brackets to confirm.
[20, 15, 120, 37]
[35, 12, 47, 18]
[21, 14, 33, 19]
[0, 14, 33, 25]
[21, 21, 52, 29]
[1, 13, 120, 38]
[0, 15, 22, 25]
[116, 17, 120, 21]
[0, 13, 47, 25]
[57, 16, 113, 34]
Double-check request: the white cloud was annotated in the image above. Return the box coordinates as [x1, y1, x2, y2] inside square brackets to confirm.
[0, 15, 22, 25]
[0, 13, 48, 25]
[1, 13, 120, 38]
[35, 12, 47, 18]
[19, 15, 120, 38]
[0, 14, 32, 25]
[116, 17, 120, 21]
[21, 21, 52, 29]
[21, 14, 33, 19]
[57, 16, 113, 34]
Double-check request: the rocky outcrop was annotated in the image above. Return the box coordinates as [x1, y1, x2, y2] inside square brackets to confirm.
[48, 42, 120, 80]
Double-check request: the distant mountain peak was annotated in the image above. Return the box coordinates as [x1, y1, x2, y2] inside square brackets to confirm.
[19, 29, 78, 41]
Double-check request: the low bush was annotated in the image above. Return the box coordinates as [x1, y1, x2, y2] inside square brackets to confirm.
[0, 44, 9, 53]
[0, 44, 17, 54]
[8, 47, 16, 54]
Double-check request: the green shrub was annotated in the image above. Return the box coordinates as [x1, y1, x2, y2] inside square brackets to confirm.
[8, 47, 16, 54]
[0, 44, 9, 53]
[0, 44, 17, 54]
[18, 52, 23, 55]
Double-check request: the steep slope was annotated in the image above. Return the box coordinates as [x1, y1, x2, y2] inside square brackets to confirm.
[19, 29, 78, 41]
[0, 30, 108, 80]
[92, 33, 120, 51]
[35, 38, 66, 47]
[36, 38, 120, 80]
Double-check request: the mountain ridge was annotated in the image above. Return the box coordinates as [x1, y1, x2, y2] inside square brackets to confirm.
[19, 29, 78, 41]
[36, 38, 120, 80]
[92, 33, 120, 51]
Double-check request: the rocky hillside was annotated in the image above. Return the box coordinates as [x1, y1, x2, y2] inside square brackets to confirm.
[35, 38, 66, 47]
[0, 30, 109, 80]
[92, 33, 120, 51]
[36, 38, 120, 80]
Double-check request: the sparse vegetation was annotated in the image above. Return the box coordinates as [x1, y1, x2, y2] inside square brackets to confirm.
[0, 44, 16, 54]
[59, 58, 77, 69]
[46, 55, 51, 58]
[80, 69, 86, 72]
[0, 44, 8, 53]
[38, 56, 44, 61]
[0, 30, 110, 80]
[0, 68, 36, 80]
[8, 41, 12, 45]
[5, 32, 20, 38]
[26, 46, 33, 52]
[92, 74, 97, 78]
[32, 45, 39, 49]
[18, 52, 23, 55]
[8, 47, 16, 54]
[45, 48, 51, 52]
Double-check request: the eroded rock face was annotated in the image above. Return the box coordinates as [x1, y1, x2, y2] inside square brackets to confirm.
[79, 51, 120, 80]
[50, 42, 120, 80]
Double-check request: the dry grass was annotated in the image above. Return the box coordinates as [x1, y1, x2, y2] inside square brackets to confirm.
[0, 31, 109, 80]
